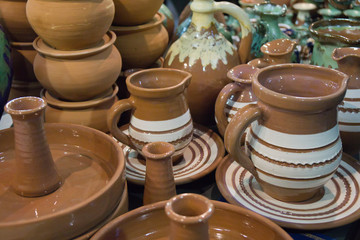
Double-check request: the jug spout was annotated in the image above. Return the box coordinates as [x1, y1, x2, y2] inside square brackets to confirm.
[332, 47, 360, 89]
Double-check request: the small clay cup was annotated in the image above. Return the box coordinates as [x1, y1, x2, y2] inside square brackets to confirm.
[111, 13, 169, 69]
[33, 31, 122, 101]
[225, 64, 348, 202]
[41, 85, 118, 133]
[113, 0, 164, 26]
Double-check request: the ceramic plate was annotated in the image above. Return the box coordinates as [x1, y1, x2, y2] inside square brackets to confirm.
[115, 123, 225, 185]
[216, 154, 360, 230]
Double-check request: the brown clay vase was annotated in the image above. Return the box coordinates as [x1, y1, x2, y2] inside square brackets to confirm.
[333, 47, 360, 155]
[10, 41, 37, 83]
[26, 0, 114, 50]
[164, 0, 252, 126]
[248, 38, 297, 68]
[224, 64, 348, 202]
[143, 142, 176, 205]
[113, 0, 164, 26]
[4, 96, 62, 197]
[33, 31, 122, 101]
[215, 64, 258, 137]
[107, 68, 193, 161]
[0, 0, 37, 42]
[111, 13, 169, 69]
[165, 193, 214, 240]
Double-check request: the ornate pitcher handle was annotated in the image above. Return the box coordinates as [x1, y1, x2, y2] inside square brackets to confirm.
[224, 104, 261, 177]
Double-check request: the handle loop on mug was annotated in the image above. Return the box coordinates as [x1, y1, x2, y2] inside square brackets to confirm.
[224, 104, 262, 177]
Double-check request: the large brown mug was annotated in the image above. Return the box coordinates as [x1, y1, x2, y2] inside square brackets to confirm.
[107, 68, 193, 160]
[224, 64, 348, 202]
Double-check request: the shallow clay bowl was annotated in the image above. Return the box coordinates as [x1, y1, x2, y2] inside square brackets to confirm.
[90, 199, 292, 240]
[0, 123, 126, 240]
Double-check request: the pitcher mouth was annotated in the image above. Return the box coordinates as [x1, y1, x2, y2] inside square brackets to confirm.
[253, 64, 348, 112]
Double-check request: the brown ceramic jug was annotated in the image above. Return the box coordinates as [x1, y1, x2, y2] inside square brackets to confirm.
[224, 64, 348, 202]
[164, 0, 252, 126]
[4, 96, 61, 197]
[215, 64, 258, 137]
[333, 47, 360, 155]
[107, 68, 193, 161]
[143, 142, 176, 205]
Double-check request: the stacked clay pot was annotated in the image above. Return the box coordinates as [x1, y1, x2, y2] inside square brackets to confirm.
[0, 0, 41, 100]
[110, 0, 169, 70]
[26, 0, 122, 132]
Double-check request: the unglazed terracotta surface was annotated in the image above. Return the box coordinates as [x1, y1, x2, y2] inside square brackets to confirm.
[10, 41, 37, 82]
[42, 85, 118, 133]
[33, 31, 122, 101]
[0, 0, 37, 42]
[113, 0, 164, 26]
[111, 13, 169, 69]
[224, 64, 349, 202]
[26, 0, 114, 50]
[117, 123, 225, 185]
[215, 64, 258, 137]
[8, 80, 42, 101]
[333, 47, 360, 155]
[108, 68, 193, 161]
[0, 122, 126, 240]
[164, 0, 252, 126]
[143, 142, 176, 205]
[216, 154, 360, 230]
[90, 193, 292, 240]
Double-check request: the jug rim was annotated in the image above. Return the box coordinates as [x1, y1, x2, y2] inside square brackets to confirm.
[253, 63, 349, 112]
[332, 47, 360, 61]
[126, 68, 192, 98]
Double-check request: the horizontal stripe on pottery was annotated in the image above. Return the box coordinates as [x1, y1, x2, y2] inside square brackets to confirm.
[339, 123, 360, 132]
[338, 109, 360, 122]
[129, 121, 193, 143]
[130, 110, 191, 131]
[246, 129, 342, 164]
[249, 120, 339, 149]
[338, 100, 360, 110]
[226, 99, 257, 109]
[343, 88, 360, 99]
[256, 168, 336, 189]
[249, 145, 342, 178]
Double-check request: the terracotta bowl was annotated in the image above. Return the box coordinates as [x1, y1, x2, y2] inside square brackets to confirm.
[0, 0, 37, 42]
[90, 198, 292, 240]
[0, 123, 126, 240]
[10, 41, 37, 82]
[111, 13, 168, 69]
[33, 31, 122, 101]
[41, 85, 118, 133]
[26, 0, 114, 50]
[113, 0, 164, 26]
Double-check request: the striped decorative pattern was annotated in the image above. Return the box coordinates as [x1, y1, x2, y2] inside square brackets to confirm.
[245, 121, 342, 191]
[129, 110, 193, 158]
[338, 89, 360, 132]
[224, 99, 256, 123]
[116, 124, 225, 185]
[216, 154, 360, 229]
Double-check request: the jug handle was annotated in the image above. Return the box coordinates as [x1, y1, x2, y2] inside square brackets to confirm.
[213, 1, 253, 64]
[107, 98, 135, 148]
[224, 104, 261, 177]
[215, 82, 243, 137]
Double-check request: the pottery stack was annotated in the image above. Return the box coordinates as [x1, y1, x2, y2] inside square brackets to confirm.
[25, 0, 122, 132]
[110, 0, 169, 70]
[0, 0, 40, 100]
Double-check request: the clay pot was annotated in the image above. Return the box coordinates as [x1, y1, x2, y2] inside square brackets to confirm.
[8, 80, 42, 101]
[90, 193, 292, 240]
[111, 13, 169, 69]
[33, 31, 122, 101]
[41, 85, 118, 133]
[215, 64, 258, 137]
[10, 41, 37, 82]
[5, 97, 62, 197]
[248, 39, 297, 68]
[113, 0, 164, 26]
[333, 47, 360, 155]
[224, 64, 348, 202]
[26, 0, 114, 50]
[107, 68, 193, 161]
[143, 142, 176, 205]
[0, 0, 37, 42]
